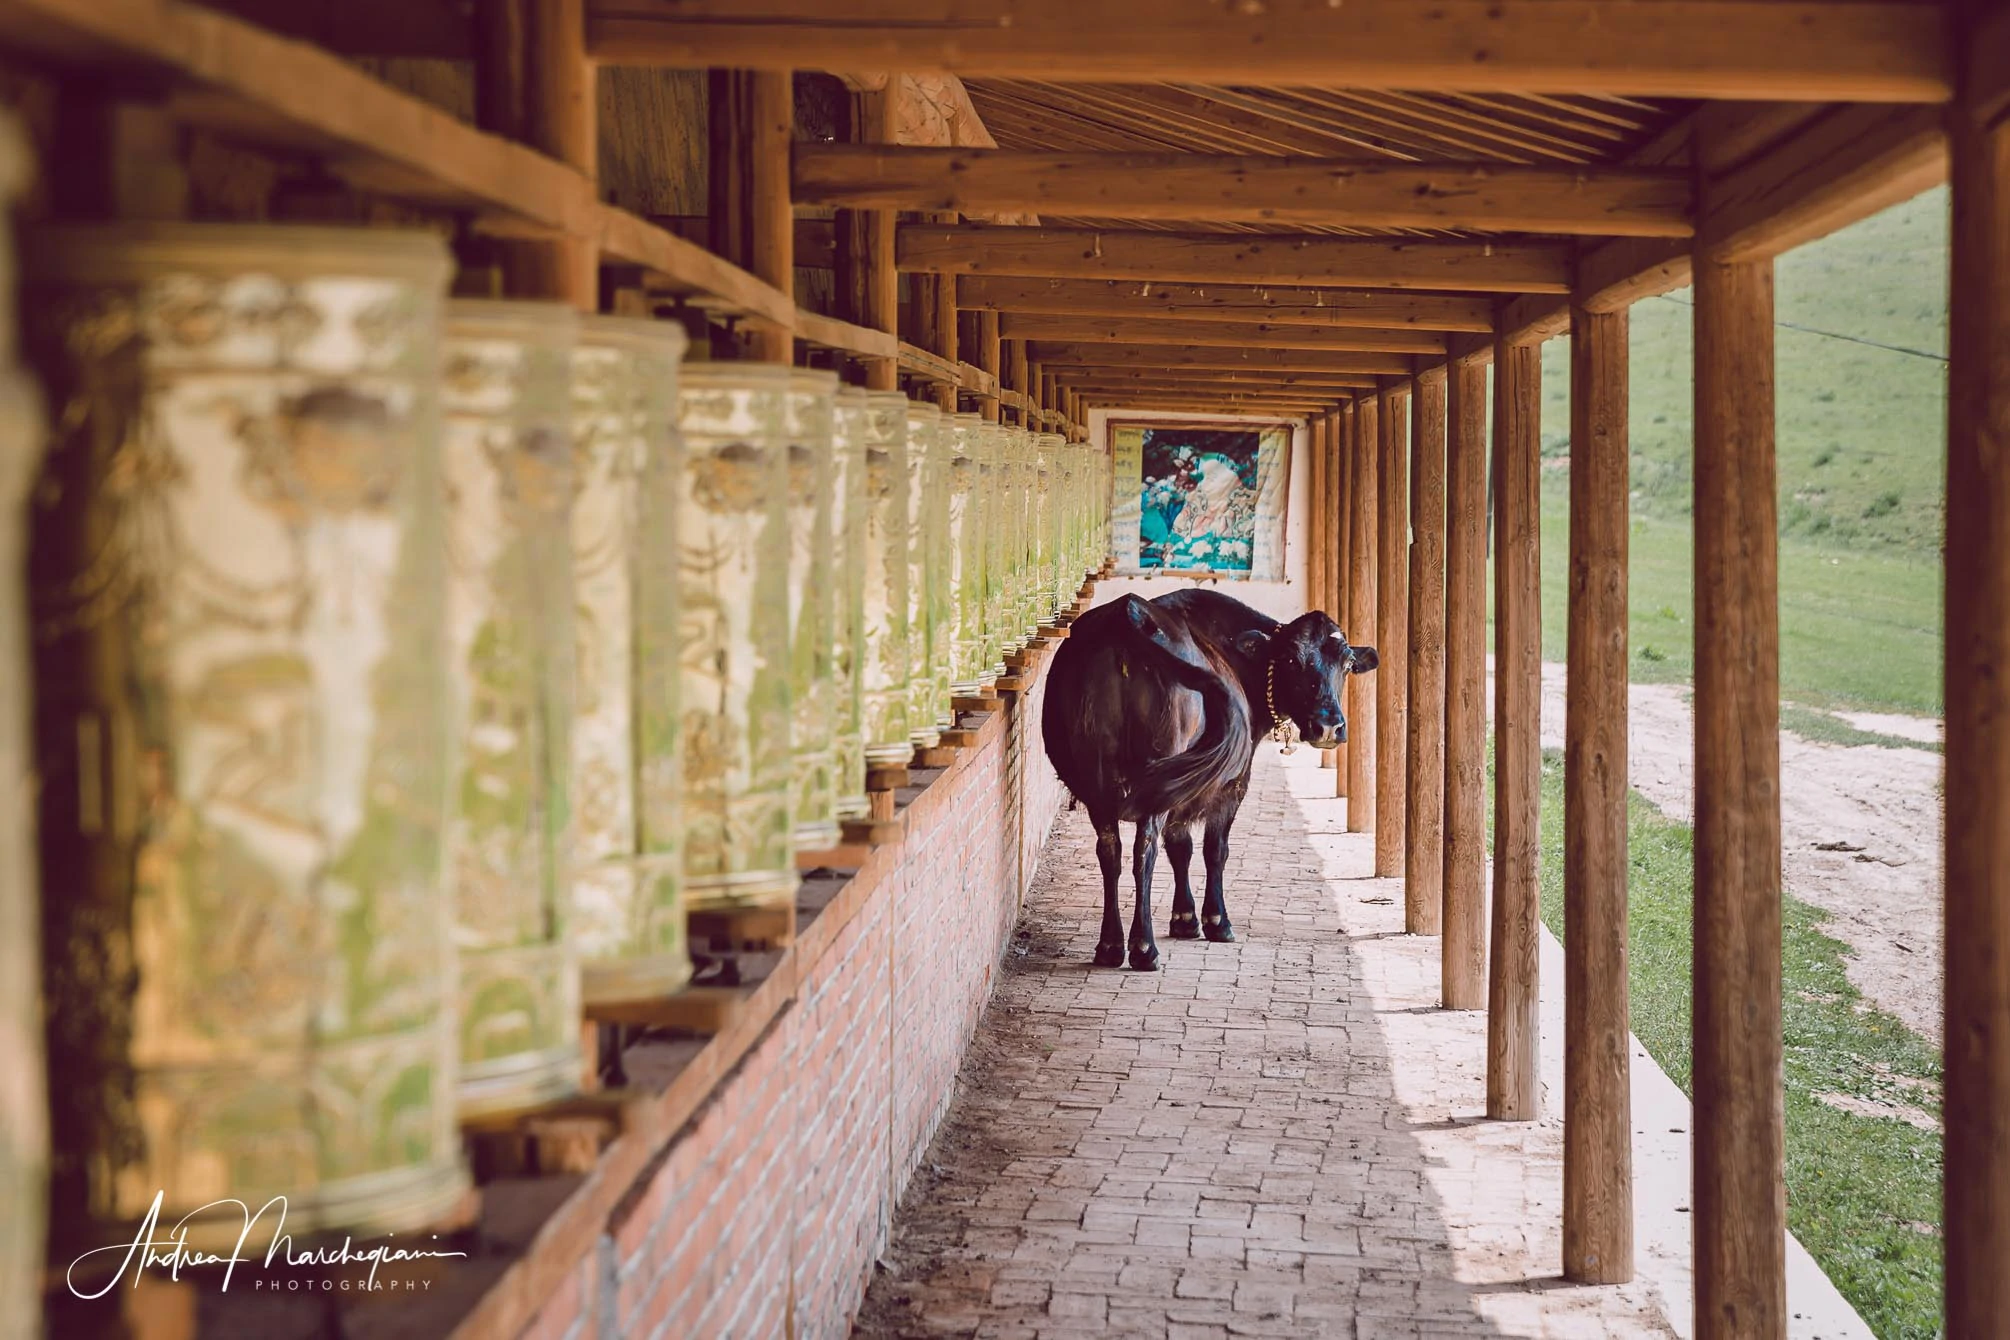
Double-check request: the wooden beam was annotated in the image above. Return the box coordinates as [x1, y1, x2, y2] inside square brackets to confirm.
[1974, 4, 2010, 131]
[1405, 368, 1447, 935]
[585, 1, 1952, 103]
[1701, 104, 1947, 263]
[1563, 303, 1633, 1286]
[1943, 66, 2010, 1340]
[900, 225, 1570, 294]
[1031, 344, 1415, 376]
[1489, 337, 1541, 1123]
[1049, 369, 1379, 392]
[1078, 399, 1310, 418]
[1004, 315, 1443, 355]
[1376, 381, 1410, 881]
[1346, 393, 1378, 835]
[1442, 355, 1487, 1011]
[957, 276, 1495, 333]
[1498, 291, 1572, 348]
[1692, 254, 1785, 1338]
[796, 146, 1694, 237]
[1577, 236, 1693, 315]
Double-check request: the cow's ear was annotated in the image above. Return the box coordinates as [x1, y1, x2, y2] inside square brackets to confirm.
[1234, 629, 1270, 660]
[1347, 646, 1380, 674]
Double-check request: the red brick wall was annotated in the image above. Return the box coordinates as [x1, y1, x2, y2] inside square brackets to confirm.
[521, 675, 1066, 1340]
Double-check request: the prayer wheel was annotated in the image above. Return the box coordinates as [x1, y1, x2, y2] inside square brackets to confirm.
[1035, 431, 1063, 623]
[570, 316, 691, 1004]
[25, 224, 467, 1253]
[830, 389, 871, 818]
[0, 112, 43, 1340]
[944, 413, 986, 697]
[676, 364, 795, 911]
[976, 421, 1008, 680]
[439, 300, 581, 1118]
[1008, 426, 1039, 647]
[859, 390, 912, 764]
[785, 370, 839, 851]
[905, 401, 943, 749]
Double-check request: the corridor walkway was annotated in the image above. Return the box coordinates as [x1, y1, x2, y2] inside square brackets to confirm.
[853, 745, 1683, 1339]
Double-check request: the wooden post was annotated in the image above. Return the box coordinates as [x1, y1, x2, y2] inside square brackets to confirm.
[1009, 339, 1031, 424]
[859, 83, 900, 390]
[1345, 393, 1378, 833]
[978, 310, 1002, 423]
[1333, 404, 1354, 794]
[1310, 411, 1329, 615]
[1405, 369, 1446, 934]
[1944, 54, 2010, 1340]
[1376, 381, 1410, 882]
[1488, 337, 1541, 1121]
[1564, 305, 1633, 1284]
[1442, 353, 1488, 1010]
[1692, 251, 1784, 1335]
[747, 70, 795, 362]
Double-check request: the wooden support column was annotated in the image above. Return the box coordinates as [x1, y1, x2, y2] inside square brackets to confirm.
[747, 71, 795, 362]
[1310, 412, 1329, 615]
[977, 310, 1003, 423]
[1345, 393, 1378, 831]
[1406, 369, 1447, 934]
[855, 83, 901, 389]
[1009, 339, 1031, 424]
[1563, 305, 1633, 1284]
[1691, 251, 1783, 1335]
[914, 210, 959, 407]
[1442, 353, 1488, 1010]
[1333, 404, 1354, 795]
[476, 0, 597, 306]
[1488, 338, 1541, 1121]
[1945, 47, 2010, 1340]
[1376, 381, 1411, 881]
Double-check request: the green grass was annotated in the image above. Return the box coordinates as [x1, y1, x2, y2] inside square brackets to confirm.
[1532, 750, 1945, 1340]
[1779, 704, 1942, 753]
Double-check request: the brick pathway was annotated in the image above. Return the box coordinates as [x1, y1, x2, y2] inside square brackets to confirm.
[853, 745, 1684, 1339]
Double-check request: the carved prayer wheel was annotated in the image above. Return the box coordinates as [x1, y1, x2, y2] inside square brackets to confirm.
[830, 389, 870, 819]
[570, 316, 691, 1004]
[1007, 426, 1039, 648]
[676, 364, 795, 911]
[976, 421, 1007, 681]
[439, 300, 581, 1118]
[905, 400, 943, 749]
[785, 369, 839, 850]
[1035, 432, 1062, 623]
[859, 390, 911, 765]
[0, 112, 43, 1340]
[25, 224, 467, 1253]
[944, 413, 986, 697]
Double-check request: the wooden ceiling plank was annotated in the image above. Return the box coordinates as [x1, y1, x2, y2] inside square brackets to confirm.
[1030, 342, 1416, 375]
[1267, 87, 1549, 164]
[797, 147, 1696, 237]
[898, 225, 1573, 293]
[957, 275, 1496, 331]
[1335, 88, 1622, 161]
[585, 1, 1953, 103]
[999, 312, 1446, 353]
[1013, 81, 1366, 159]
[1164, 84, 1421, 160]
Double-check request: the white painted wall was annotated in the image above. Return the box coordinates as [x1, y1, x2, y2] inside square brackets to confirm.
[1084, 407, 1315, 623]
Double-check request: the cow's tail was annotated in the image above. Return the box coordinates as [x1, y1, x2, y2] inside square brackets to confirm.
[1117, 598, 1253, 820]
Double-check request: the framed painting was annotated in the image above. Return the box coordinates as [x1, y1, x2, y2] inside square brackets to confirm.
[1107, 419, 1293, 580]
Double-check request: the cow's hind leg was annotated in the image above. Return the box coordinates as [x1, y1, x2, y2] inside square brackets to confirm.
[1129, 814, 1164, 971]
[1165, 821, 1201, 939]
[1201, 790, 1245, 944]
[1092, 812, 1125, 968]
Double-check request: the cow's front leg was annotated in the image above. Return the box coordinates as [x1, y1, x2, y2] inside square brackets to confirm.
[1093, 816, 1125, 967]
[1129, 814, 1163, 971]
[1201, 809, 1238, 943]
[1165, 822, 1200, 939]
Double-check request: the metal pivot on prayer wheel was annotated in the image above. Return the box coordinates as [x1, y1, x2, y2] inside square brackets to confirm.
[830, 389, 871, 819]
[570, 316, 691, 1004]
[975, 421, 1007, 681]
[676, 364, 795, 911]
[785, 369, 839, 851]
[904, 400, 943, 749]
[944, 413, 986, 698]
[0, 110, 44, 1340]
[859, 390, 911, 765]
[439, 300, 581, 1118]
[25, 224, 467, 1255]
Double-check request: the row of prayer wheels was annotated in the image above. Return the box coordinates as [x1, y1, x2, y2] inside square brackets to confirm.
[0, 219, 1112, 1270]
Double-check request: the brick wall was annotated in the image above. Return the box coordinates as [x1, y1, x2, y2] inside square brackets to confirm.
[521, 674, 1067, 1340]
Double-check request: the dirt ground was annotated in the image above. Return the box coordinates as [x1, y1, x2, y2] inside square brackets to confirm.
[1529, 662, 1944, 1045]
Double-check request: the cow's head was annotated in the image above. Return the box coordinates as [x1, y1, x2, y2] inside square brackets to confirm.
[1235, 611, 1378, 750]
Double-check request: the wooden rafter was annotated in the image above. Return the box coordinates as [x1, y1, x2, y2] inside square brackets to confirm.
[999, 313, 1446, 353]
[899, 225, 1572, 293]
[794, 147, 1696, 236]
[957, 276, 1495, 331]
[1030, 343, 1415, 375]
[585, 0, 1952, 102]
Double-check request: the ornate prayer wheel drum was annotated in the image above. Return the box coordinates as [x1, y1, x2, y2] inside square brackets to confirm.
[439, 300, 581, 1118]
[0, 112, 44, 1340]
[859, 391, 911, 764]
[786, 370, 839, 850]
[570, 316, 691, 1003]
[905, 401, 943, 748]
[830, 390, 871, 818]
[25, 225, 467, 1252]
[676, 365, 795, 910]
[944, 413, 986, 696]
[977, 422, 1007, 679]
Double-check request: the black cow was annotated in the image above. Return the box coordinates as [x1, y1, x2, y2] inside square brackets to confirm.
[1042, 589, 1378, 970]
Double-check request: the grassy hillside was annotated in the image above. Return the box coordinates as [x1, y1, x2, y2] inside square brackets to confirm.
[1519, 187, 1948, 714]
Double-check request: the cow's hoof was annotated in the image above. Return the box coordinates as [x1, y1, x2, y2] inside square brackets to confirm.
[1128, 944, 1160, 972]
[1168, 912, 1201, 940]
[1093, 941, 1126, 968]
[1203, 917, 1237, 944]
